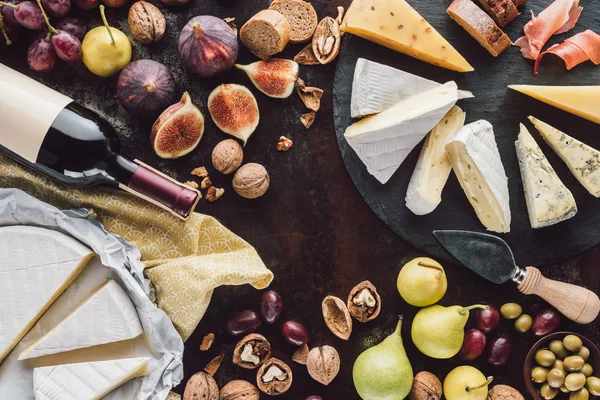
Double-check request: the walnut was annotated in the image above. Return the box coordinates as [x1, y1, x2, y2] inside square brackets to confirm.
[232, 163, 270, 199]
[232, 333, 271, 369]
[306, 345, 340, 386]
[322, 295, 352, 340]
[301, 112, 316, 128]
[312, 16, 341, 64]
[408, 371, 442, 400]
[183, 372, 219, 400]
[206, 187, 224, 202]
[128, 1, 166, 44]
[256, 358, 292, 395]
[292, 344, 309, 365]
[199, 333, 215, 351]
[277, 136, 293, 151]
[294, 44, 320, 65]
[191, 166, 208, 178]
[219, 380, 259, 400]
[184, 181, 199, 189]
[487, 385, 524, 400]
[212, 139, 244, 175]
[296, 78, 324, 112]
[347, 280, 381, 323]
[201, 177, 212, 189]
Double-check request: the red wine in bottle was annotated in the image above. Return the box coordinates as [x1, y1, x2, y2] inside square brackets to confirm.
[0, 63, 199, 220]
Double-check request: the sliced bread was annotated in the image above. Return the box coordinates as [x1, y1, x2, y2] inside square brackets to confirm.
[477, 0, 520, 27]
[447, 0, 511, 57]
[269, 0, 318, 43]
[240, 10, 291, 60]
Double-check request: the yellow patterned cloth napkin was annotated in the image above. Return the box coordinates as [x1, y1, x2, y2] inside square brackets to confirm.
[0, 154, 273, 340]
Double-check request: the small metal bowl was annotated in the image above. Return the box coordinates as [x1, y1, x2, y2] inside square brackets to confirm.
[524, 331, 600, 400]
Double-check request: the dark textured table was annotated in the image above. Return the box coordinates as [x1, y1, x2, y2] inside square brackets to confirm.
[1, 0, 599, 398]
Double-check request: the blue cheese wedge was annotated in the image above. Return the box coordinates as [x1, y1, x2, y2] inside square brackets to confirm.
[405, 106, 466, 215]
[446, 120, 511, 233]
[529, 116, 600, 197]
[516, 124, 577, 228]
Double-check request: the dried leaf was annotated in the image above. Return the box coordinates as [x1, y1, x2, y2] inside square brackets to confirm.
[292, 344, 309, 365]
[224, 17, 237, 36]
[300, 112, 316, 129]
[204, 353, 224, 376]
[199, 333, 215, 351]
[294, 44, 320, 65]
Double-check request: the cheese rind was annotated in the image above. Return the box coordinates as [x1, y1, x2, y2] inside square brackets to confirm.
[510, 85, 600, 124]
[345, 81, 459, 184]
[516, 123, 577, 228]
[342, 0, 474, 72]
[33, 357, 150, 400]
[529, 116, 600, 197]
[19, 280, 143, 360]
[0, 226, 94, 363]
[446, 120, 511, 233]
[405, 106, 466, 215]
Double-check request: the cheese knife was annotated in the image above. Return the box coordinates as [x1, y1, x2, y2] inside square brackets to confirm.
[433, 230, 600, 324]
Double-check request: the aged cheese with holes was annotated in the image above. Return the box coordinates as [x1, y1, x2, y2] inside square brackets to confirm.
[446, 120, 511, 232]
[529, 116, 600, 197]
[405, 106, 466, 215]
[0, 226, 94, 363]
[516, 123, 577, 228]
[341, 0, 474, 72]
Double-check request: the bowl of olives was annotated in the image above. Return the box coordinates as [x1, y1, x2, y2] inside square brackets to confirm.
[525, 332, 600, 400]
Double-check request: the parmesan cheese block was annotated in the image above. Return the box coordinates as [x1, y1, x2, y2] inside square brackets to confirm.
[405, 106, 466, 215]
[516, 123, 577, 228]
[446, 120, 511, 233]
[341, 0, 474, 72]
[529, 116, 600, 197]
[0, 226, 94, 363]
[19, 280, 143, 360]
[510, 85, 600, 124]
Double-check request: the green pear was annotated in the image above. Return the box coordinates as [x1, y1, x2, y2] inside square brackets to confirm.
[353, 316, 413, 400]
[444, 366, 493, 400]
[411, 304, 488, 359]
[397, 257, 447, 307]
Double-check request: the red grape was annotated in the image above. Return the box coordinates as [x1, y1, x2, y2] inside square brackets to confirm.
[27, 37, 56, 72]
[280, 320, 309, 346]
[475, 305, 500, 332]
[1, 0, 21, 29]
[51, 30, 81, 62]
[41, 0, 70, 17]
[460, 328, 487, 360]
[13, 1, 44, 30]
[55, 17, 85, 40]
[71, 0, 97, 9]
[532, 308, 561, 337]
[224, 310, 262, 336]
[487, 335, 511, 367]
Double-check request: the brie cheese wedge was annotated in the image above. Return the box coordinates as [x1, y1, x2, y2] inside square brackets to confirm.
[19, 280, 143, 360]
[33, 357, 150, 400]
[516, 123, 577, 228]
[529, 116, 600, 197]
[345, 81, 460, 184]
[351, 59, 473, 118]
[446, 120, 511, 233]
[0, 226, 94, 363]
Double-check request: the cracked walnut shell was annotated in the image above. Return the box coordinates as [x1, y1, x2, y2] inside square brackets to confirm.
[233, 333, 271, 369]
[322, 295, 352, 340]
[306, 345, 340, 386]
[347, 280, 381, 323]
[232, 163, 270, 199]
[256, 358, 292, 395]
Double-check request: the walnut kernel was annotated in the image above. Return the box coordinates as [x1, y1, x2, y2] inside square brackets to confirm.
[191, 166, 209, 178]
[199, 333, 215, 351]
[277, 136, 293, 151]
[206, 187, 224, 202]
[256, 358, 292, 395]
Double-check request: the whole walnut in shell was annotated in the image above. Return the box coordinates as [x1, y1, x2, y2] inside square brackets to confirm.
[212, 139, 243, 175]
[128, 1, 166, 44]
[487, 384, 524, 400]
[232, 163, 270, 199]
[408, 371, 442, 400]
[183, 372, 219, 400]
[306, 345, 340, 386]
[220, 380, 260, 400]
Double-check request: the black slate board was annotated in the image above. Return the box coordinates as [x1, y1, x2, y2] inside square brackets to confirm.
[334, 0, 600, 266]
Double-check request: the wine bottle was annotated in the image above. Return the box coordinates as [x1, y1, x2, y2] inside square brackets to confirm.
[0, 63, 200, 220]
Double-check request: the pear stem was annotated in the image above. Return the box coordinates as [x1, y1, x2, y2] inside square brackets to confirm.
[466, 376, 493, 392]
[458, 304, 489, 315]
[418, 261, 444, 279]
[394, 315, 403, 334]
[34, 0, 58, 34]
[99, 5, 115, 46]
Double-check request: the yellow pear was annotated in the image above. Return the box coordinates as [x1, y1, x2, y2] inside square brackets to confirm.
[444, 366, 492, 400]
[397, 257, 447, 307]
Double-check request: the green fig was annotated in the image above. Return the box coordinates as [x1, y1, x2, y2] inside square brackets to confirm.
[411, 304, 488, 359]
[444, 366, 493, 400]
[397, 257, 448, 307]
[353, 316, 413, 400]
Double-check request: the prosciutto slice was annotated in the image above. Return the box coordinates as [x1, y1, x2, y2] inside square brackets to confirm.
[515, 0, 583, 60]
[535, 30, 600, 74]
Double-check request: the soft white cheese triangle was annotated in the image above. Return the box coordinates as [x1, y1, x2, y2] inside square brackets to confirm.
[0, 226, 94, 363]
[345, 81, 460, 184]
[33, 357, 150, 400]
[446, 120, 511, 233]
[529, 116, 600, 197]
[19, 280, 143, 360]
[351, 59, 473, 118]
[405, 106, 466, 215]
[516, 123, 577, 228]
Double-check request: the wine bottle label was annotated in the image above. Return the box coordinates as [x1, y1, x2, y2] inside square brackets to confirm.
[0, 64, 72, 163]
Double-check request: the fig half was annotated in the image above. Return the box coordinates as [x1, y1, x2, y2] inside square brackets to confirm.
[208, 84, 259, 145]
[151, 92, 204, 159]
[235, 59, 298, 99]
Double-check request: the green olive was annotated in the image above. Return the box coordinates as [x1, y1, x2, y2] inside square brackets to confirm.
[532, 367, 550, 383]
[560, 384, 571, 393]
[540, 383, 558, 399]
[563, 335, 584, 353]
[549, 340, 570, 360]
[578, 346, 591, 362]
[547, 368, 566, 388]
[565, 373, 587, 391]
[587, 376, 600, 396]
[500, 302, 522, 319]
[554, 360, 565, 372]
[514, 314, 532, 333]
[565, 356, 586, 372]
[581, 364, 593, 378]
[536, 349, 558, 367]
[569, 387, 590, 400]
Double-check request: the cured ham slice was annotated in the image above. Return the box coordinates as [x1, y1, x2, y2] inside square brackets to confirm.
[535, 30, 600, 74]
[515, 0, 583, 60]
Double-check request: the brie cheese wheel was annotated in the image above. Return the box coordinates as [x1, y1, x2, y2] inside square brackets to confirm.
[351, 58, 473, 118]
[0, 226, 94, 363]
[19, 280, 143, 360]
[33, 357, 150, 400]
[446, 120, 511, 233]
[529, 116, 600, 197]
[516, 123, 577, 228]
[345, 81, 460, 184]
[405, 106, 466, 215]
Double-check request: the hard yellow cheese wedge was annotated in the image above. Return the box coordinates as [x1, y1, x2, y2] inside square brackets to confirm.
[341, 0, 473, 72]
[510, 85, 600, 125]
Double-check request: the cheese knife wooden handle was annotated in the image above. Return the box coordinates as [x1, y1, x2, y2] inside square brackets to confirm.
[518, 266, 600, 324]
